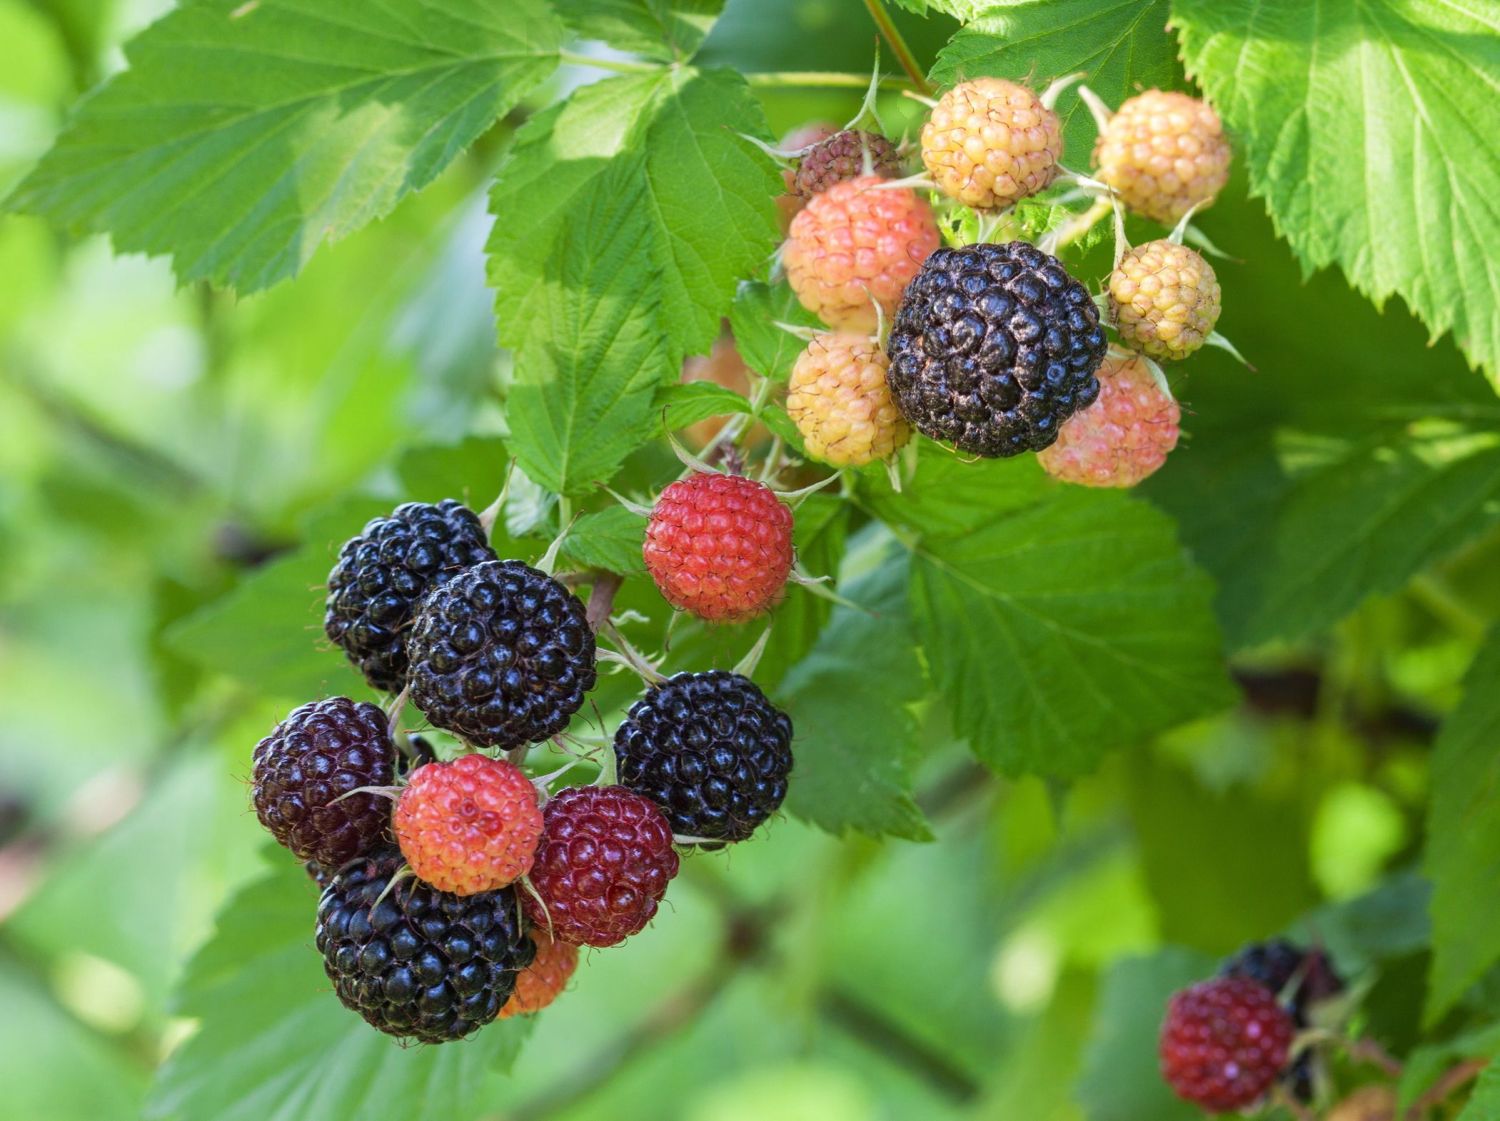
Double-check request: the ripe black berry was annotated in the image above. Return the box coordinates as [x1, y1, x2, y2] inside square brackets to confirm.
[316, 848, 535, 1043]
[614, 671, 793, 844]
[251, 697, 395, 866]
[1221, 939, 1346, 1104]
[886, 241, 1106, 456]
[324, 500, 496, 693]
[406, 560, 597, 749]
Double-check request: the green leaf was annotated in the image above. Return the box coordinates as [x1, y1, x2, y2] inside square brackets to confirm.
[147, 858, 534, 1121]
[860, 451, 1055, 539]
[555, 0, 723, 61]
[559, 506, 648, 575]
[8, 0, 564, 292]
[1171, 0, 1500, 385]
[395, 435, 510, 507]
[779, 550, 934, 841]
[1128, 755, 1317, 953]
[488, 68, 779, 495]
[656, 380, 754, 429]
[909, 486, 1235, 777]
[1425, 628, 1500, 1024]
[1077, 948, 1216, 1121]
[930, 0, 1181, 159]
[1150, 422, 1500, 648]
[164, 497, 389, 700]
[1458, 1063, 1500, 1121]
[729, 280, 819, 382]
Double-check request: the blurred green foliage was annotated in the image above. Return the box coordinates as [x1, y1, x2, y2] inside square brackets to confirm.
[2, 2, 1499, 1121]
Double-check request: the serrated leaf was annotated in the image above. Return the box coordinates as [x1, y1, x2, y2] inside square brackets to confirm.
[1078, 949, 1217, 1121]
[656, 380, 754, 429]
[779, 551, 934, 841]
[488, 68, 779, 494]
[1425, 628, 1500, 1024]
[555, 0, 723, 61]
[147, 859, 534, 1121]
[164, 497, 389, 700]
[729, 280, 818, 382]
[8, 0, 564, 292]
[559, 506, 648, 575]
[1171, 0, 1500, 385]
[860, 450, 1055, 539]
[1147, 421, 1500, 648]
[910, 486, 1235, 777]
[930, 0, 1181, 159]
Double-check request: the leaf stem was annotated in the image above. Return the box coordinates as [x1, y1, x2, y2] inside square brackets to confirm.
[745, 70, 915, 91]
[860, 0, 932, 95]
[557, 49, 663, 75]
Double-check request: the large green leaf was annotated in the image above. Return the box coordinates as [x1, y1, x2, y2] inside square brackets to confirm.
[8, 0, 563, 291]
[488, 68, 779, 495]
[930, 0, 1181, 159]
[555, 0, 723, 60]
[1142, 188, 1500, 649]
[1425, 628, 1500, 1024]
[1171, 0, 1500, 386]
[778, 551, 934, 842]
[146, 858, 534, 1121]
[910, 485, 1235, 777]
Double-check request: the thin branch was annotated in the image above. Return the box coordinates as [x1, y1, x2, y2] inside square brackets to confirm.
[860, 0, 932, 96]
[585, 572, 623, 634]
[1406, 1058, 1487, 1120]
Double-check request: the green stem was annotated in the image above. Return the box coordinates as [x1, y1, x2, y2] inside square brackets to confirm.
[557, 49, 662, 75]
[1409, 573, 1491, 642]
[745, 70, 915, 90]
[861, 0, 933, 96]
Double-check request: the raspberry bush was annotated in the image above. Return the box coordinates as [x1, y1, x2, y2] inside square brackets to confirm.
[6, 2, 1500, 1121]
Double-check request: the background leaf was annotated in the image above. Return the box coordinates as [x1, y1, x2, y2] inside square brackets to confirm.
[729, 280, 819, 382]
[7, 0, 564, 291]
[1425, 627, 1500, 1023]
[1171, 0, 1500, 384]
[559, 506, 648, 575]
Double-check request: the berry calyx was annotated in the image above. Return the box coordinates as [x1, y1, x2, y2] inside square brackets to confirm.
[1108, 239, 1222, 361]
[784, 175, 940, 332]
[523, 785, 679, 948]
[886, 241, 1107, 456]
[394, 754, 544, 895]
[787, 332, 911, 467]
[499, 928, 578, 1018]
[1094, 89, 1231, 225]
[406, 560, 597, 749]
[1160, 976, 1295, 1113]
[1037, 355, 1180, 487]
[614, 670, 794, 845]
[251, 697, 395, 867]
[324, 500, 496, 693]
[643, 472, 794, 623]
[921, 78, 1062, 210]
[791, 129, 902, 200]
[316, 848, 535, 1043]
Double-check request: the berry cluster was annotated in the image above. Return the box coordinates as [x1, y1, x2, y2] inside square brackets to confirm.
[765, 77, 1234, 487]
[1160, 939, 1346, 1112]
[249, 484, 796, 1044]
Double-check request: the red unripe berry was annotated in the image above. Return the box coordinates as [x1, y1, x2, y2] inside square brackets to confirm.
[523, 785, 679, 948]
[394, 754, 543, 895]
[643, 472, 794, 623]
[1160, 977, 1294, 1113]
[499, 928, 578, 1018]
